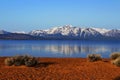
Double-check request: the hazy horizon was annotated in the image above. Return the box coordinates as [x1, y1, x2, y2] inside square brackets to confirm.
[0, 0, 120, 32]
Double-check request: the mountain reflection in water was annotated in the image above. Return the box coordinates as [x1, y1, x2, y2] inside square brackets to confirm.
[0, 40, 120, 58]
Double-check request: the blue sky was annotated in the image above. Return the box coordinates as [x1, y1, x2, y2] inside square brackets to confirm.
[0, 0, 120, 32]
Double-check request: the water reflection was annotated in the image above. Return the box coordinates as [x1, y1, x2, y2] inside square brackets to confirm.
[0, 40, 120, 58]
[31, 44, 120, 55]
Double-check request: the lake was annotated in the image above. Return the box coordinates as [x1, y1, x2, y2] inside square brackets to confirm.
[0, 40, 120, 58]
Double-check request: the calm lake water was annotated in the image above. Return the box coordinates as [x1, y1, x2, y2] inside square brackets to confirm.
[0, 40, 120, 58]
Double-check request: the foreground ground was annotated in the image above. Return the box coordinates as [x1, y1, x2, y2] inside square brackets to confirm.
[0, 57, 120, 80]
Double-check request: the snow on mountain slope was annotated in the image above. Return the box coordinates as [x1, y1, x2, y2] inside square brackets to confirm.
[29, 25, 102, 39]
[0, 30, 11, 34]
[104, 29, 120, 37]
[79, 28, 102, 38]
[92, 28, 110, 34]
[29, 30, 47, 36]
[13, 31, 26, 34]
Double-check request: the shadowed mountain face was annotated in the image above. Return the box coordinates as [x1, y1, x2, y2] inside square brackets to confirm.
[0, 25, 120, 40]
[0, 33, 43, 40]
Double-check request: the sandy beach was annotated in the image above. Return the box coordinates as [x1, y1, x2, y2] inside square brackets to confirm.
[0, 57, 120, 80]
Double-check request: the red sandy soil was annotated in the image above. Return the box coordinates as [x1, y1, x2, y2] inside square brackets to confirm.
[0, 57, 120, 80]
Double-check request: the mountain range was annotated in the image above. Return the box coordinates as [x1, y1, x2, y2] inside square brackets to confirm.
[0, 25, 120, 40]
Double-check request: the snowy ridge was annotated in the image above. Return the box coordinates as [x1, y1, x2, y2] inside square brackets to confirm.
[13, 31, 26, 34]
[92, 28, 110, 34]
[0, 25, 120, 40]
[29, 25, 120, 40]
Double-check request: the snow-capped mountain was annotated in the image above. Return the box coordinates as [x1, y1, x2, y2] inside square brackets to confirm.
[29, 25, 120, 40]
[0, 30, 11, 34]
[13, 31, 26, 34]
[29, 25, 102, 39]
[0, 25, 120, 40]
[104, 29, 120, 38]
[29, 25, 105, 39]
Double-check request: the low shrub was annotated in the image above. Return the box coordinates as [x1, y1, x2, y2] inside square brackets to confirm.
[25, 57, 38, 67]
[110, 52, 120, 60]
[4, 57, 15, 66]
[4, 55, 38, 67]
[112, 57, 120, 67]
[87, 54, 102, 62]
[13, 55, 31, 65]
[13, 55, 24, 66]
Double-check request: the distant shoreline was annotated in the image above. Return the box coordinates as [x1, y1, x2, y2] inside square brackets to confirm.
[0, 39, 120, 41]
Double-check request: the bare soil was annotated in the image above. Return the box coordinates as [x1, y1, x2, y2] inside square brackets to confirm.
[0, 57, 120, 80]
